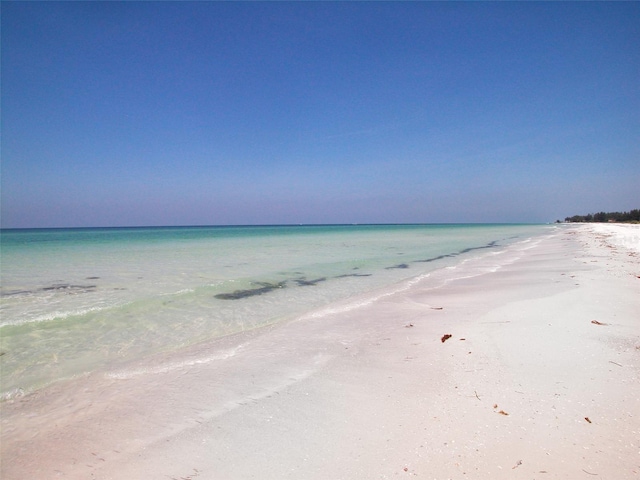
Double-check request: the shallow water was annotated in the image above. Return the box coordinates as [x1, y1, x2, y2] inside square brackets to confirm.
[0, 224, 551, 398]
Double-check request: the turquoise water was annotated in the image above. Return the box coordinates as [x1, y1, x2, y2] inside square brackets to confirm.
[0, 224, 549, 398]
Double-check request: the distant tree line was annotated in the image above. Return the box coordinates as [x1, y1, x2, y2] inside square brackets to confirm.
[563, 209, 640, 223]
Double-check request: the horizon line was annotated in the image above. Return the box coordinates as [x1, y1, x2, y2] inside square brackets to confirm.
[0, 222, 548, 231]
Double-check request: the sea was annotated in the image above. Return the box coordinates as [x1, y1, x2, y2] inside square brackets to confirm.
[0, 224, 552, 400]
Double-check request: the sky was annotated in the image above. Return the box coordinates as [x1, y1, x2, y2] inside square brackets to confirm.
[1, 1, 639, 228]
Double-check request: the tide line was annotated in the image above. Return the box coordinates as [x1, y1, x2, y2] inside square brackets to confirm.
[105, 347, 242, 380]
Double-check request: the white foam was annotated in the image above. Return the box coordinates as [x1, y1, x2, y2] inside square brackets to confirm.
[0, 387, 25, 402]
[300, 234, 542, 321]
[160, 288, 195, 296]
[0, 306, 107, 328]
[106, 347, 241, 380]
[301, 273, 432, 320]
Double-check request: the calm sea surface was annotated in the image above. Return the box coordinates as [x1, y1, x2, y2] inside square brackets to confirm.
[0, 224, 550, 398]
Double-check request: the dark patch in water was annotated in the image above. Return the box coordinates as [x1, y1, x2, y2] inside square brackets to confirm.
[294, 277, 327, 286]
[415, 254, 456, 263]
[41, 284, 97, 293]
[458, 240, 498, 254]
[414, 241, 499, 264]
[215, 281, 287, 300]
[86, 276, 100, 280]
[1, 289, 32, 296]
[335, 273, 372, 278]
[386, 264, 409, 270]
[2, 284, 99, 296]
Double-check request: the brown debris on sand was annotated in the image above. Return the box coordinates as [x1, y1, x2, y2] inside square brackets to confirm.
[591, 320, 607, 326]
[441, 334, 452, 343]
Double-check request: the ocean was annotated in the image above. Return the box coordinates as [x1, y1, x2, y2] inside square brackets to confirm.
[0, 224, 551, 400]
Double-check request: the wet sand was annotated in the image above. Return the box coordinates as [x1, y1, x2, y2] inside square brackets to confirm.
[1, 224, 638, 479]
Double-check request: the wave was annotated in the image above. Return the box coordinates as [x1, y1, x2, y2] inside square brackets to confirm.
[301, 272, 432, 320]
[105, 346, 242, 380]
[300, 233, 545, 321]
[0, 305, 110, 328]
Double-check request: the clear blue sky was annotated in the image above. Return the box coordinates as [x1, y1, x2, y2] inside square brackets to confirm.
[2, 1, 638, 227]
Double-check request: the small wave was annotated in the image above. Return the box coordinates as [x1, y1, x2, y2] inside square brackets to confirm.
[106, 347, 241, 380]
[440, 266, 503, 285]
[159, 288, 195, 297]
[0, 387, 25, 402]
[0, 306, 108, 328]
[303, 273, 431, 320]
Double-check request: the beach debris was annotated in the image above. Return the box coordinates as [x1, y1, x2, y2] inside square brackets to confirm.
[512, 460, 522, 469]
[474, 390, 481, 400]
[609, 361, 623, 367]
[582, 469, 598, 476]
[403, 467, 408, 472]
[431, 306, 444, 310]
[493, 404, 498, 409]
[591, 320, 607, 326]
[497, 410, 509, 416]
[405, 323, 414, 328]
[441, 334, 452, 343]
[585, 417, 592, 423]
[459, 338, 466, 340]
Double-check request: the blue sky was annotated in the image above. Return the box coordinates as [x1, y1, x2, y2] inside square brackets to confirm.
[2, 1, 639, 227]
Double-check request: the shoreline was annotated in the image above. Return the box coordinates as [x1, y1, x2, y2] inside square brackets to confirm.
[0, 224, 544, 400]
[1, 224, 638, 479]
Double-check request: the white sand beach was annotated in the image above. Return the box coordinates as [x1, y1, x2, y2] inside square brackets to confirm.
[1, 224, 639, 479]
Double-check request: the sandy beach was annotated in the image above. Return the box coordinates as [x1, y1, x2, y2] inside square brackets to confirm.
[1, 223, 638, 479]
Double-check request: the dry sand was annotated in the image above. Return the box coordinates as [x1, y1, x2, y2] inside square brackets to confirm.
[1, 224, 639, 479]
